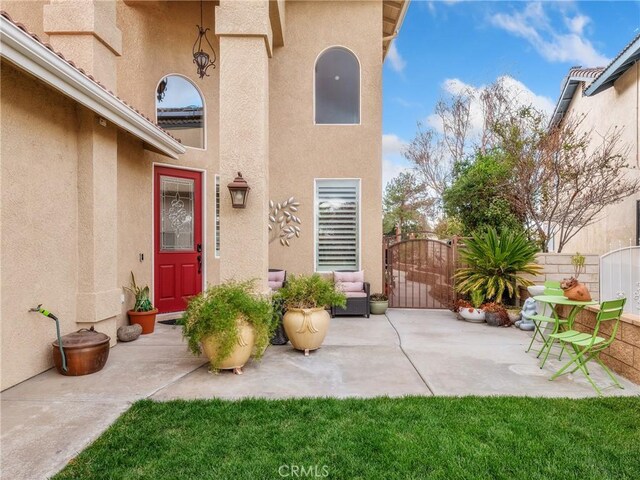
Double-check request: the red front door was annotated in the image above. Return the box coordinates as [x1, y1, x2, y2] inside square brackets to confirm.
[154, 166, 203, 313]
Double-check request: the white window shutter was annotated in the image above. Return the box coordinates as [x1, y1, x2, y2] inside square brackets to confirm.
[315, 180, 359, 271]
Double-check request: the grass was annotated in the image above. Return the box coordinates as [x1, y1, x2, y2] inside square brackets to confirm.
[54, 396, 640, 480]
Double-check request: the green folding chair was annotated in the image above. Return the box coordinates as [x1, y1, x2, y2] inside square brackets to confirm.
[549, 298, 626, 396]
[525, 280, 566, 359]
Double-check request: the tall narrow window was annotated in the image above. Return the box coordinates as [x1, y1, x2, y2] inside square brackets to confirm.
[315, 47, 360, 124]
[315, 179, 360, 271]
[215, 175, 220, 257]
[156, 75, 205, 149]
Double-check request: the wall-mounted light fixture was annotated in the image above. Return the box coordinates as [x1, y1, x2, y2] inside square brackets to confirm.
[193, 0, 216, 79]
[227, 172, 250, 208]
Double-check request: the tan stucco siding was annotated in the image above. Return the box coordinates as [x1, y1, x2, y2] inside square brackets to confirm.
[268, 0, 383, 291]
[1, 65, 80, 389]
[561, 65, 640, 255]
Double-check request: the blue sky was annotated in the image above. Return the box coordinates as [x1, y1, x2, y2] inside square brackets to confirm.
[382, 0, 640, 186]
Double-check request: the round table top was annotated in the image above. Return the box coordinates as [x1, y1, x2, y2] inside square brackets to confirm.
[533, 295, 598, 306]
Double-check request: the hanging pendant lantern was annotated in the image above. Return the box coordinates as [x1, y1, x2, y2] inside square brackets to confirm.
[192, 0, 216, 79]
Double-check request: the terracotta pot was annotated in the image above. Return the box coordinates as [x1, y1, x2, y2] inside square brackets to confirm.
[201, 320, 255, 373]
[283, 307, 331, 355]
[127, 309, 158, 334]
[459, 307, 485, 323]
[563, 283, 592, 302]
[370, 300, 389, 315]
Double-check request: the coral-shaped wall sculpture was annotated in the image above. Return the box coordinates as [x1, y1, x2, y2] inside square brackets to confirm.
[268, 197, 301, 246]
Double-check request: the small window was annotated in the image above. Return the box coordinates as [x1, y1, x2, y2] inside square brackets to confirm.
[315, 47, 360, 124]
[315, 179, 360, 271]
[215, 175, 220, 257]
[156, 75, 205, 149]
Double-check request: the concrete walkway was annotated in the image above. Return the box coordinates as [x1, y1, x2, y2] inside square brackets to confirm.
[2, 309, 638, 479]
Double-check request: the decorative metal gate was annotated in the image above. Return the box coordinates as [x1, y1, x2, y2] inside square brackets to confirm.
[384, 238, 455, 309]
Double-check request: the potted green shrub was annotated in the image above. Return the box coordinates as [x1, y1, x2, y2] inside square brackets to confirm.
[179, 280, 275, 374]
[455, 228, 541, 305]
[274, 274, 346, 356]
[459, 290, 486, 323]
[124, 272, 158, 334]
[370, 293, 389, 315]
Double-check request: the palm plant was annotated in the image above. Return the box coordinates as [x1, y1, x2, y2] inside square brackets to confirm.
[455, 228, 541, 304]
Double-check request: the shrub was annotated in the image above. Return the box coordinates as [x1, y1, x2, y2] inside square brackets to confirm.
[455, 228, 541, 303]
[371, 293, 388, 302]
[274, 274, 346, 310]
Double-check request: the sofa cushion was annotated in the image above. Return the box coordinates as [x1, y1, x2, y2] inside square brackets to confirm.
[269, 281, 283, 290]
[334, 270, 364, 283]
[338, 281, 364, 292]
[268, 270, 286, 282]
[345, 291, 367, 298]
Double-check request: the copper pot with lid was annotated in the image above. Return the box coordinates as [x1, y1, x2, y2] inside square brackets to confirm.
[52, 327, 110, 376]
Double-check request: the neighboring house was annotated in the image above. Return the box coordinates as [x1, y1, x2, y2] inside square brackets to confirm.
[550, 34, 640, 254]
[0, 0, 409, 390]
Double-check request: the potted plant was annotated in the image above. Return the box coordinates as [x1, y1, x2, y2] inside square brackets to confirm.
[561, 252, 592, 301]
[506, 306, 522, 323]
[124, 272, 158, 334]
[274, 274, 346, 356]
[179, 280, 275, 374]
[482, 302, 511, 327]
[370, 293, 389, 315]
[458, 290, 486, 323]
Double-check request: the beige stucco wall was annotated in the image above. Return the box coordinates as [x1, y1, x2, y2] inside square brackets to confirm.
[560, 64, 640, 255]
[1, 64, 80, 390]
[268, 0, 383, 292]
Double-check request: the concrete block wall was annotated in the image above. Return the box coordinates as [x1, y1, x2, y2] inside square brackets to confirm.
[523, 253, 600, 301]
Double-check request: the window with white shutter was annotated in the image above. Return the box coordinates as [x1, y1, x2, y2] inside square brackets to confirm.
[315, 179, 360, 271]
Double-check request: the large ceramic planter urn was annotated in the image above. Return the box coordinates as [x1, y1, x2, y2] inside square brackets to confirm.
[283, 307, 330, 356]
[127, 309, 158, 335]
[200, 320, 256, 375]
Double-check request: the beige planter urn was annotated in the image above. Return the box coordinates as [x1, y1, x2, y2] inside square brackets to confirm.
[283, 307, 330, 356]
[200, 320, 255, 375]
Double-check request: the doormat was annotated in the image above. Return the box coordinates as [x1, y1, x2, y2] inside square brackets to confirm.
[159, 319, 178, 325]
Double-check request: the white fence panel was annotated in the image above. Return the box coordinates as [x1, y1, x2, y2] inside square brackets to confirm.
[600, 247, 640, 315]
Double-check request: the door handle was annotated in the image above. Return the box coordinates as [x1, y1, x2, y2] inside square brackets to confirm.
[197, 255, 202, 274]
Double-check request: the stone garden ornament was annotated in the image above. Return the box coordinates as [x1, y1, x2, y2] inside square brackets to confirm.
[268, 197, 301, 246]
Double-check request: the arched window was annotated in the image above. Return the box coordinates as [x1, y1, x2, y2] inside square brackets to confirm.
[315, 47, 360, 124]
[156, 75, 205, 149]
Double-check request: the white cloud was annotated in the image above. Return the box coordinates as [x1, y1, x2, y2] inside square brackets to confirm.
[382, 133, 407, 157]
[382, 158, 411, 189]
[490, 2, 610, 66]
[386, 42, 406, 73]
[426, 75, 555, 143]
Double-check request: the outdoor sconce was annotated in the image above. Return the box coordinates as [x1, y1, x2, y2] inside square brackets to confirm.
[192, 0, 216, 79]
[228, 172, 250, 208]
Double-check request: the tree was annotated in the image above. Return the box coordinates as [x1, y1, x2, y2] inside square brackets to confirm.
[442, 151, 525, 235]
[494, 109, 640, 252]
[383, 172, 432, 234]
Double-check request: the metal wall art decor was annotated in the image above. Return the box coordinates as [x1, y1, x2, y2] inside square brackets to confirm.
[193, 0, 216, 79]
[268, 197, 301, 246]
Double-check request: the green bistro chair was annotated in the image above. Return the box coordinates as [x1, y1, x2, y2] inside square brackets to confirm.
[549, 298, 626, 396]
[526, 280, 565, 359]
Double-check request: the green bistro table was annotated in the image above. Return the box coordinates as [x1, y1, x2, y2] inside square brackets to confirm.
[532, 295, 598, 368]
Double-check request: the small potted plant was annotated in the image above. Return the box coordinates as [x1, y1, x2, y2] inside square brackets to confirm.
[482, 302, 511, 327]
[506, 306, 522, 323]
[274, 274, 346, 356]
[459, 290, 486, 323]
[124, 272, 158, 334]
[561, 252, 592, 301]
[370, 293, 389, 315]
[179, 280, 275, 374]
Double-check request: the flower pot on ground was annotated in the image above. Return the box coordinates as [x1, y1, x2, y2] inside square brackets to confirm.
[274, 274, 346, 356]
[370, 293, 389, 315]
[124, 272, 157, 334]
[179, 280, 275, 374]
[458, 290, 486, 323]
[483, 302, 511, 327]
[506, 307, 522, 323]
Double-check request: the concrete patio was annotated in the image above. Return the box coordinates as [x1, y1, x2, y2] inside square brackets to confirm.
[2, 309, 638, 479]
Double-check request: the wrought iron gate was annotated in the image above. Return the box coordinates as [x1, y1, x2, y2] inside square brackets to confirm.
[384, 238, 455, 309]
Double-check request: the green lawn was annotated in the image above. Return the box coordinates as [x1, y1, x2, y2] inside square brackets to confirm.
[54, 396, 640, 480]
